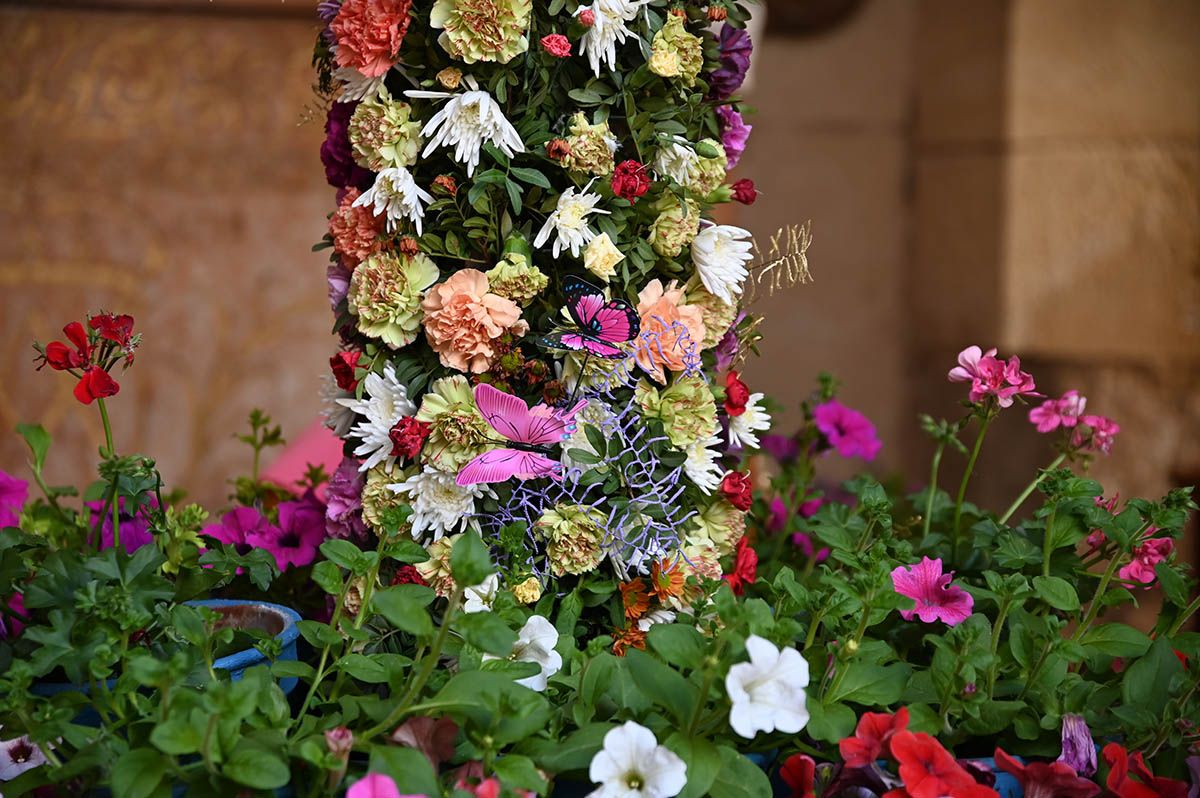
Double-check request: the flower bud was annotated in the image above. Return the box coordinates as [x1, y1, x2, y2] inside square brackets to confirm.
[707, 6, 728, 21]
[1056, 714, 1097, 777]
[436, 67, 462, 90]
[432, 174, 458, 196]
[512, 576, 542, 604]
[578, 8, 595, 26]
[397, 236, 420, 256]
[546, 138, 572, 161]
[325, 727, 354, 758]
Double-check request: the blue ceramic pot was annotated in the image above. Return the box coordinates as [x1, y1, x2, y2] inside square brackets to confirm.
[186, 599, 302, 695]
[967, 757, 1022, 798]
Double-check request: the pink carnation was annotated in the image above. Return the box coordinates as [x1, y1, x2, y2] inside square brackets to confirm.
[1118, 536, 1173, 586]
[331, 0, 413, 78]
[329, 187, 384, 268]
[1072, 414, 1120, 455]
[634, 279, 707, 383]
[540, 33, 572, 58]
[948, 345, 1038, 408]
[421, 269, 529, 373]
[1028, 390, 1087, 433]
[891, 556, 974, 626]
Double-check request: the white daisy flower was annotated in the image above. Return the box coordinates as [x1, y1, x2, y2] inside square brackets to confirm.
[682, 433, 723, 494]
[652, 141, 699, 186]
[337, 365, 418, 472]
[588, 721, 687, 798]
[388, 466, 493, 541]
[354, 167, 433, 234]
[636, 608, 676, 632]
[725, 635, 810, 739]
[334, 65, 387, 103]
[321, 373, 357, 438]
[405, 77, 524, 178]
[728, 393, 771, 450]
[576, 0, 646, 77]
[463, 573, 501, 614]
[533, 181, 610, 258]
[692, 222, 754, 304]
[484, 615, 562, 691]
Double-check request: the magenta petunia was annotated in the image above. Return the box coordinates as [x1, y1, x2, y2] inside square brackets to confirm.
[87, 497, 156, 552]
[325, 457, 368, 541]
[716, 104, 752, 169]
[812, 400, 882, 461]
[347, 772, 424, 798]
[202, 506, 278, 556]
[891, 556, 973, 626]
[247, 494, 328, 571]
[0, 469, 28, 528]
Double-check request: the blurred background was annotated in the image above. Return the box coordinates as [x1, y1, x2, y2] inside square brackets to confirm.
[1, 1, 1197, 578]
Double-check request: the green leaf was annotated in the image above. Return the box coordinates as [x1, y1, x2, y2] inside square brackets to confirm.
[493, 755, 549, 792]
[111, 749, 167, 798]
[1122, 637, 1184, 716]
[505, 178, 523, 215]
[455, 611, 518, 655]
[708, 746, 772, 798]
[623, 648, 698, 724]
[368, 746, 441, 797]
[16, 423, 51, 473]
[827, 662, 911, 706]
[320, 539, 369, 574]
[806, 699, 856, 743]
[668, 734, 722, 798]
[1033, 576, 1080, 612]
[372, 584, 435, 637]
[311, 560, 343, 595]
[646, 623, 705, 670]
[510, 167, 552, 189]
[383, 538, 430, 563]
[296, 619, 342, 648]
[336, 653, 390, 683]
[150, 717, 203, 755]
[529, 723, 614, 772]
[1156, 562, 1190, 606]
[450, 531, 493, 586]
[1081, 623, 1151, 658]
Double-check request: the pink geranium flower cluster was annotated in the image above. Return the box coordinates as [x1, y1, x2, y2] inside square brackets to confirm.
[1118, 536, 1174, 586]
[1028, 390, 1087, 433]
[947, 346, 1037, 408]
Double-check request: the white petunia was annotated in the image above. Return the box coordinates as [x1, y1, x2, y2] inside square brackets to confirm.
[588, 721, 687, 798]
[354, 167, 433, 234]
[337, 365, 417, 472]
[725, 634, 810, 739]
[692, 223, 754, 304]
[405, 78, 524, 177]
[728, 393, 771, 450]
[682, 433, 723, 494]
[652, 141, 699, 186]
[388, 466, 493, 541]
[463, 573, 501, 614]
[533, 182, 610, 258]
[576, 0, 646, 77]
[485, 615, 562, 691]
[636, 608, 676, 632]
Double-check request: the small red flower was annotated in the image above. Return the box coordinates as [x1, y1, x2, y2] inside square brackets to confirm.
[723, 536, 758, 596]
[891, 731, 998, 798]
[389, 417, 431, 460]
[1103, 743, 1189, 798]
[43, 321, 91, 370]
[578, 8, 595, 26]
[392, 565, 427, 586]
[839, 707, 909, 768]
[719, 471, 753, 511]
[611, 160, 651, 201]
[73, 366, 120, 405]
[89, 313, 134, 347]
[725, 370, 750, 417]
[731, 178, 758, 205]
[993, 748, 1099, 798]
[780, 753, 815, 798]
[540, 33, 572, 57]
[330, 350, 362, 392]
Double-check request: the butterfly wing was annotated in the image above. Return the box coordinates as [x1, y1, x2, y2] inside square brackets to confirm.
[521, 398, 588, 446]
[580, 338, 628, 358]
[539, 331, 589, 353]
[562, 275, 607, 329]
[456, 448, 563, 486]
[473, 382, 538, 444]
[591, 301, 640, 344]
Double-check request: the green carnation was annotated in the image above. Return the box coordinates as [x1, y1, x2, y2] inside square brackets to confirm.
[484, 253, 548, 306]
[348, 92, 423, 171]
[348, 252, 440, 349]
[648, 194, 701, 258]
[430, 0, 532, 64]
[535, 504, 608, 577]
[636, 376, 718, 447]
[361, 466, 410, 533]
[415, 375, 493, 472]
[562, 112, 617, 177]
[686, 282, 738, 348]
[688, 139, 728, 196]
[690, 498, 746, 557]
[648, 16, 703, 86]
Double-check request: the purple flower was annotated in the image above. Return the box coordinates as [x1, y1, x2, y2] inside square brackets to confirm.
[202, 506, 277, 556]
[87, 497, 156, 552]
[1, 593, 26, 639]
[247, 494, 328, 571]
[1057, 714, 1097, 778]
[760, 433, 800, 465]
[0, 470, 28, 528]
[891, 556, 974, 626]
[714, 311, 745, 373]
[710, 25, 752, 100]
[321, 101, 374, 192]
[327, 261, 353, 311]
[0, 734, 46, 781]
[716, 105, 752, 169]
[792, 530, 830, 563]
[326, 457, 368, 541]
[812, 400, 882, 461]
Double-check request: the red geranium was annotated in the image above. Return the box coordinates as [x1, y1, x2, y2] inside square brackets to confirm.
[1103, 743, 1189, 798]
[840, 707, 909, 768]
[889, 731, 998, 798]
[90, 313, 134, 347]
[779, 753, 815, 798]
[73, 366, 120, 405]
[43, 321, 91, 370]
[719, 471, 753, 511]
[723, 537, 757, 596]
[725, 370, 750, 417]
[993, 748, 1099, 798]
[611, 160, 651, 201]
[389, 417, 431, 460]
[330, 350, 362, 392]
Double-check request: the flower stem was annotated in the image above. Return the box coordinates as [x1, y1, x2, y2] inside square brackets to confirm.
[951, 414, 993, 560]
[97, 398, 119, 550]
[999, 452, 1067, 526]
[1041, 503, 1059, 578]
[1073, 552, 1127, 641]
[922, 441, 946, 540]
[1167, 592, 1200, 637]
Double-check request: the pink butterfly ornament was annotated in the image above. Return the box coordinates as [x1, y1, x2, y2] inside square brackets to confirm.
[539, 275, 640, 359]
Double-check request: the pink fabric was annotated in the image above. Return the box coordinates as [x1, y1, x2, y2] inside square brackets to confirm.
[261, 420, 344, 499]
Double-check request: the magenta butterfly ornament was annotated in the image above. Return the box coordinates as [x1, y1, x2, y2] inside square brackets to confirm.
[539, 275, 640, 359]
[456, 383, 588, 486]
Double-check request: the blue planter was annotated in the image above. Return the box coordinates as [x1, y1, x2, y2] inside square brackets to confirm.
[186, 599, 302, 695]
[967, 757, 1022, 798]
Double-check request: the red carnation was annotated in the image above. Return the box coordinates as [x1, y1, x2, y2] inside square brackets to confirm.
[725, 370, 750, 417]
[720, 471, 753, 511]
[392, 565, 427, 586]
[43, 321, 91, 370]
[612, 160, 651, 201]
[73, 366, 120, 405]
[731, 178, 758, 205]
[389, 417, 431, 460]
[540, 33, 572, 58]
[840, 707, 910, 768]
[330, 350, 362, 392]
[722, 537, 758, 596]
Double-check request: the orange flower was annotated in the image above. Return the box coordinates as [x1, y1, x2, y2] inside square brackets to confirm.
[612, 625, 647, 656]
[421, 269, 529, 373]
[620, 578, 651, 620]
[633, 279, 706, 383]
[650, 560, 686, 602]
[329, 188, 384, 267]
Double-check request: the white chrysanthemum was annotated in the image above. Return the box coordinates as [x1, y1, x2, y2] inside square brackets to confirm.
[533, 182, 610, 258]
[354, 167, 433, 234]
[728, 393, 771, 450]
[576, 0, 645, 76]
[389, 466, 493, 541]
[483, 615, 562, 691]
[334, 65, 387, 103]
[321, 373, 357, 438]
[682, 433, 723, 494]
[652, 141, 699, 186]
[405, 78, 524, 177]
[588, 721, 687, 798]
[337, 365, 417, 472]
[725, 635, 810, 739]
[692, 223, 754, 304]
[463, 573, 500, 614]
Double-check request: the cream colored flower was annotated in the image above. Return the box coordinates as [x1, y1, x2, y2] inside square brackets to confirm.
[415, 375, 493, 472]
[583, 233, 624, 282]
[347, 251, 440, 349]
[512, 576, 543, 604]
[431, 0, 532, 64]
[648, 15, 702, 85]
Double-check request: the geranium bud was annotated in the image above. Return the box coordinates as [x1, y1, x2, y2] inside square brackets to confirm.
[433, 174, 458, 196]
[669, 7, 686, 16]
[325, 726, 354, 758]
[546, 138, 572, 160]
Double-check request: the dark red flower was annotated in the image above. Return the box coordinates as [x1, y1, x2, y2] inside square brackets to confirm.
[612, 159, 651, 201]
[780, 753, 815, 798]
[891, 732, 998, 798]
[392, 565, 427, 586]
[44, 321, 91, 370]
[330, 350, 362, 392]
[73, 366, 119, 405]
[389, 417, 431, 460]
[840, 707, 909, 768]
[993, 748, 1099, 798]
[89, 313, 134, 347]
[731, 178, 758, 205]
[725, 370, 750, 416]
[1103, 743, 1189, 798]
[719, 471, 753, 511]
[723, 537, 758, 596]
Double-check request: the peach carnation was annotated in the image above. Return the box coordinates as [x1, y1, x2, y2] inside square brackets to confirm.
[634, 279, 707, 383]
[422, 269, 529, 373]
[329, 188, 384, 267]
[331, 0, 413, 78]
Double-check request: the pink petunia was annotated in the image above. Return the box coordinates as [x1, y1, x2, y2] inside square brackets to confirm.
[891, 556, 974, 626]
[948, 345, 1038, 408]
[246, 495, 328, 571]
[1118, 537, 1173, 586]
[346, 773, 423, 798]
[1028, 390, 1087, 433]
[0, 470, 28, 528]
[812, 400, 882, 461]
